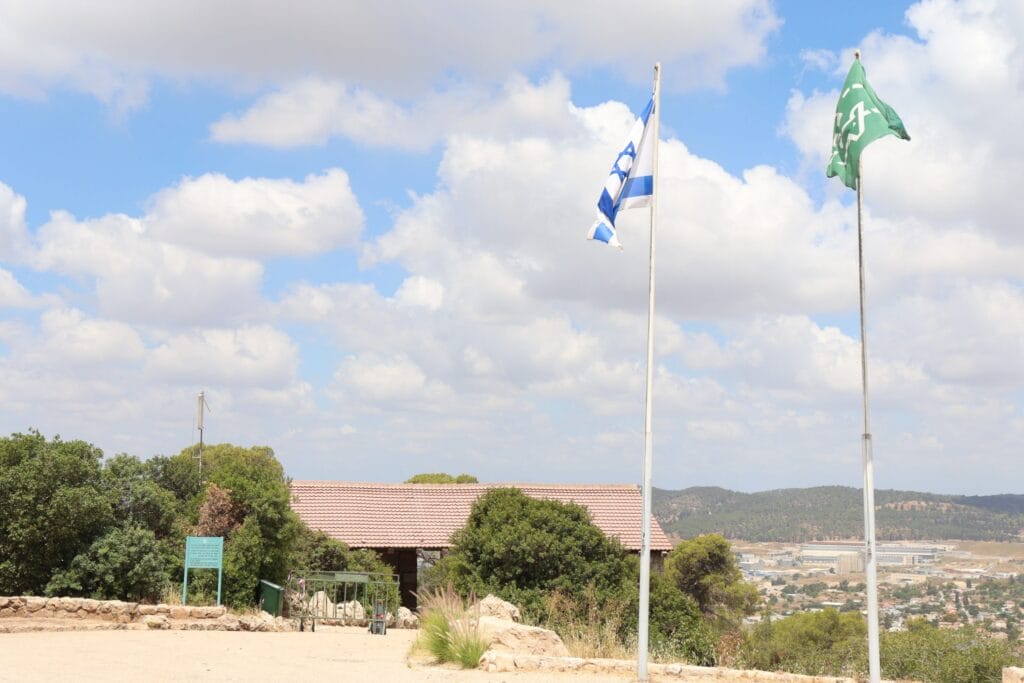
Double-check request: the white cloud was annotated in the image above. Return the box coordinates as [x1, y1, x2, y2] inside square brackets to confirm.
[0, 182, 30, 261]
[210, 74, 578, 151]
[145, 170, 364, 257]
[32, 211, 264, 326]
[393, 276, 445, 311]
[334, 354, 453, 405]
[9, 168, 362, 326]
[34, 308, 146, 367]
[0, 0, 779, 111]
[0, 268, 42, 308]
[146, 325, 301, 388]
[875, 280, 1024, 388]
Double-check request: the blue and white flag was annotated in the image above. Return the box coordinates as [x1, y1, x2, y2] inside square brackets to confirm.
[588, 97, 655, 249]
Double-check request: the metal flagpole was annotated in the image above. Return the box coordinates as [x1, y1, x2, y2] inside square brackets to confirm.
[637, 61, 661, 683]
[854, 67, 882, 678]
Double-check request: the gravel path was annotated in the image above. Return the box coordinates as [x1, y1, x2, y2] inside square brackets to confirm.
[0, 627, 643, 682]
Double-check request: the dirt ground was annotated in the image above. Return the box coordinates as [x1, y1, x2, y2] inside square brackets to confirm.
[0, 626, 647, 682]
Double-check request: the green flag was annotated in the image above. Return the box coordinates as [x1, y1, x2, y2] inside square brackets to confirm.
[826, 59, 910, 190]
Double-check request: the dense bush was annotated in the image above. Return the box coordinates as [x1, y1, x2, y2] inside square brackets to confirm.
[45, 524, 168, 602]
[0, 432, 116, 595]
[441, 488, 634, 621]
[739, 611, 1023, 682]
[221, 516, 265, 608]
[436, 488, 723, 665]
[739, 609, 867, 676]
[881, 619, 1021, 683]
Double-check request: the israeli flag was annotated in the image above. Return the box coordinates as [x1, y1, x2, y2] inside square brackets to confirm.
[588, 97, 655, 249]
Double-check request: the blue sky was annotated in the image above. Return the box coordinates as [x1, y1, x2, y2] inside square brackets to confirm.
[0, 0, 1021, 495]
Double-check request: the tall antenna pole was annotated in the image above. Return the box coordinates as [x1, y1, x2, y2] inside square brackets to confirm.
[853, 49, 882, 683]
[637, 61, 661, 683]
[196, 391, 206, 477]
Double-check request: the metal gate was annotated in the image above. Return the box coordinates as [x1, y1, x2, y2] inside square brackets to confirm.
[287, 570, 398, 632]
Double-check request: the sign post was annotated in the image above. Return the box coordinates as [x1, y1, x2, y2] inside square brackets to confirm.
[182, 536, 224, 606]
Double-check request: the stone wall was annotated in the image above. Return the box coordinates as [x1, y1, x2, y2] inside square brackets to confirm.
[0, 596, 291, 632]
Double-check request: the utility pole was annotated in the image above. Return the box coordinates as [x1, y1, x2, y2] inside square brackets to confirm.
[195, 391, 209, 476]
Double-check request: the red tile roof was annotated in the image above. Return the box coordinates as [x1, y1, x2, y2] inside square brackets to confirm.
[290, 481, 673, 552]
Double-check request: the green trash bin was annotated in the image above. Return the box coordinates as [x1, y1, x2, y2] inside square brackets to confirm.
[259, 579, 283, 617]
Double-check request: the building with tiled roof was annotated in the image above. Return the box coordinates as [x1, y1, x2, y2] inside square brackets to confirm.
[289, 481, 673, 606]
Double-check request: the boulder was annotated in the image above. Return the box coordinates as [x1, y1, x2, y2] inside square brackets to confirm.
[238, 612, 281, 632]
[394, 606, 419, 629]
[169, 606, 189, 620]
[283, 589, 305, 617]
[476, 595, 521, 622]
[338, 600, 365, 623]
[216, 614, 241, 632]
[57, 598, 81, 613]
[142, 615, 169, 630]
[24, 597, 47, 613]
[307, 591, 333, 616]
[477, 616, 570, 657]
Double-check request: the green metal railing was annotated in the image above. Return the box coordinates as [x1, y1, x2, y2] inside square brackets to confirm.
[287, 570, 399, 633]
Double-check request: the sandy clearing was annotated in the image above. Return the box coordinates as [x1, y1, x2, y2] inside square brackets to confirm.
[0, 627, 646, 683]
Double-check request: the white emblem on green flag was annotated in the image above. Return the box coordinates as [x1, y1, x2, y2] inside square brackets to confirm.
[826, 59, 910, 190]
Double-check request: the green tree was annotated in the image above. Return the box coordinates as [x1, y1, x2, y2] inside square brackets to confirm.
[665, 534, 759, 625]
[45, 524, 169, 602]
[103, 454, 178, 538]
[0, 431, 114, 594]
[145, 453, 203, 503]
[443, 488, 633, 620]
[188, 443, 301, 585]
[405, 473, 479, 484]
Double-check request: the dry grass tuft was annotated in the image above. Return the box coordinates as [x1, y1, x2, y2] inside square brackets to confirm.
[414, 585, 489, 669]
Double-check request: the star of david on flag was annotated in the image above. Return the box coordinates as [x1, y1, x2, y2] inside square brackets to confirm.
[587, 96, 655, 249]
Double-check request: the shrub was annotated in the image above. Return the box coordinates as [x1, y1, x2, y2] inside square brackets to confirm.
[45, 524, 169, 602]
[222, 516, 264, 608]
[738, 609, 867, 677]
[443, 488, 633, 623]
[881, 619, 1022, 683]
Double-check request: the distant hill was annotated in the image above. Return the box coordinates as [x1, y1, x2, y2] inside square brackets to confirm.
[653, 486, 1024, 542]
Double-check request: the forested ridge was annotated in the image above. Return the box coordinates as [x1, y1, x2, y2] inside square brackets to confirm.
[653, 486, 1024, 542]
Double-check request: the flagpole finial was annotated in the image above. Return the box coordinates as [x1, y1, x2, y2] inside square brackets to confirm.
[854, 49, 861, 61]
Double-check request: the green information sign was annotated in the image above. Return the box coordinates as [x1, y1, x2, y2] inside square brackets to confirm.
[182, 536, 224, 606]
